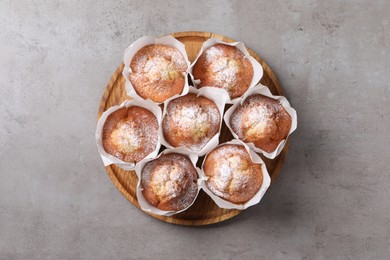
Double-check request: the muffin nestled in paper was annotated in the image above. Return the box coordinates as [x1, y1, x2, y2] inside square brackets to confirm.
[204, 144, 262, 203]
[200, 140, 270, 210]
[95, 99, 162, 171]
[224, 84, 297, 159]
[159, 87, 229, 156]
[141, 153, 198, 211]
[190, 38, 263, 103]
[136, 148, 201, 216]
[123, 36, 191, 103]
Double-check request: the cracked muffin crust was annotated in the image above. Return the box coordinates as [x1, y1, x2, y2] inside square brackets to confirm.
[141, 153, 198, 211]
[203, 144, 263, 203]
[192, 44, 253, 99]
[230, 94, 292, 153]
[162, 93, 220, 152]
[102, 106, 159, 163]
[129, 44, 187, 103]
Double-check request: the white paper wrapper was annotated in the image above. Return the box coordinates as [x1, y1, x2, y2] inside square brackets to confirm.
[159, 86, 229, 157]
[199, 139, 271, 210]
[95, 99, 162, 171]
[135, 147, 201, 216]
[224, 84, 298, 159]
[189, 38, 263, 104]
[122, 35, 191, 104]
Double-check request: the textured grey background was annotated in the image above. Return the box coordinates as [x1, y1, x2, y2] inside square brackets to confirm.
[1, 0, 389, 259]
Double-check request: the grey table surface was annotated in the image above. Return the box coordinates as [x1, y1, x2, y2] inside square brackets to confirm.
[1, 0, 389, 259]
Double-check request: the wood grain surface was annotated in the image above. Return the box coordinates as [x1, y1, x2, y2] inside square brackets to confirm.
[97, 31, 290, 225]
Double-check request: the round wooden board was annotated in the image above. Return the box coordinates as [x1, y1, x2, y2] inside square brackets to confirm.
[97, 31, 290, 225]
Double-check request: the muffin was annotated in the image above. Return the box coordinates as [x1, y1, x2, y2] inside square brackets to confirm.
[141, 153, 198, 211]
[129, 44, 187, 103]
[192, 44, 254, 99]
[203, 144, 263, 204]
[230, 94, 292, 153]
[102, 106, 159, 163]
[162, 93, 221, 152]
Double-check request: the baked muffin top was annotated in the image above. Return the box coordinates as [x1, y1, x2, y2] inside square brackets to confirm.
[130, 44, 187, 103]
[192, 44, 254, 99]
[102, 106, 158, 163]
[203, 144, 263, 203]
[141, 153, 198, 211]
[230, 94, 292, 153]
[162, 93, 220, 152]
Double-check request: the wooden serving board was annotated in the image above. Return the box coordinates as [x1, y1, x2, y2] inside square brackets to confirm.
[97, 31, 290, 225]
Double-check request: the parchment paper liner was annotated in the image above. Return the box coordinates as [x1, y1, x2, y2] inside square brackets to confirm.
[189, 38, 263, 104]
[95, 99, 162, 171]
[223, 84, 297, 159]
[135, 147, 201, 216]
[122, 35, 191, 104]
[159, 86, 229, 157]
[199, 139, 271, 210]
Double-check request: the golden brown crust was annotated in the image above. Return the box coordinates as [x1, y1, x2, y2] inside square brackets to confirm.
[162, 93, 220, 152]
[102, 106, 158, 163]
[192, 44, 254, 98]
[230, 94, 292, 153]
[141, 153, 198, 211]
[203, 144, 263, 203]
[129, 44, 187, 103]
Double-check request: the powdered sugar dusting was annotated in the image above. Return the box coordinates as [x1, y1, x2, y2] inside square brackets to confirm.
[130, 44, 187, 96]
[141, 154, 198, 211]
[244, 104, 278, 139]
[170, 105, 215, 140]
[131, 44, 187, 72]
[143, 56, 180, 82]
[193, 44, 254, 99]
[163, 95, 220, 151]
[104, 106, 159, 163]
[210, 57, 240, 90]
[111, 122, 141, 153]
[204, 144, 262, 202]
[206, 146, 249, 194]
[230, 94, 291, 149]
